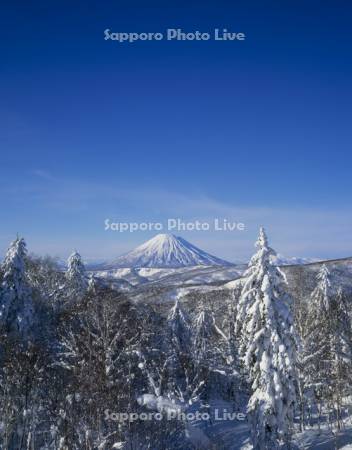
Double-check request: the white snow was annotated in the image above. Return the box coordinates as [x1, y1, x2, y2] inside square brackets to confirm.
[96, 234, 233, 269]
[272, 253, 321, 266]
[137, 394, 182, 415]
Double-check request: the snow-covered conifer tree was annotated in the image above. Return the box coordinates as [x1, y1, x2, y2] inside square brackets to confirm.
[236, 227, 275, 358]
[168, 298, 191, 353]
[330, 288, 352, 428]
[311, 264, 332, 312]
[240, 228, 297, 449]
[302, 265, 334, 404]
[87, 274, 98, 294]
[302, 266, 352, 428]
[166, 298, 198, 402]
[193, 307, 216, 366]
[65, 251, 88, 298]
[0, 237, 34, 337]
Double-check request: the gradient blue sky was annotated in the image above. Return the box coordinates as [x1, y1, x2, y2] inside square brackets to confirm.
[0, 0, 351, 262]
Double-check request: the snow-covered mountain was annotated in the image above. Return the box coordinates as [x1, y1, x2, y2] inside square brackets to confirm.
[96, 234, 233, 269]
[272, 254, 321, 266]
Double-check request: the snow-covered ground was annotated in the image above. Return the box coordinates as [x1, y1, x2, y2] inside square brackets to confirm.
[295, 424, 352, 449]
[92, 265, 243, 292]
[134, 395, 352, 449]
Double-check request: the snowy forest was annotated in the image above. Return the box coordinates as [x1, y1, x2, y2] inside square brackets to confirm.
[0, 229, 352, 450]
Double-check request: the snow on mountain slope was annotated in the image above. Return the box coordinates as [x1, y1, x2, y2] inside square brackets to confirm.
[272, 254, 321, 266]
[98, 234, 233, 268]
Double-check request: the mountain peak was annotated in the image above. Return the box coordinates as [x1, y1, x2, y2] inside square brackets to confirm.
[149, 233, 178, 242]
[101, 234, 233, 269]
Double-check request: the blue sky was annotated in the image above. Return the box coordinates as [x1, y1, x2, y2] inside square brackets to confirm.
[0, 0, 351, 262]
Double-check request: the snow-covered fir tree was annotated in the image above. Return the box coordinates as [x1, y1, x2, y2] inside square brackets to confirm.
[87, 274, 98, 293]
[311, 264, 332, 312]
[0, 237, 34, 337]
[193, 306, 217, 366]
[26, 255, 65, 310]
[166, 298, 199, 402]
[330, 287, 352, 428]
[168, 298, 191, 353]
[301, 266, 352, 428]
[235, 229, 275, 359]
[65, 251, 88, 298]
[333, 288, 352, 378]
[240, 228, 297, 449]
[301, 264, 334, 403]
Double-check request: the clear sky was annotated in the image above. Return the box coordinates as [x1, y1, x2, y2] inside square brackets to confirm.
[0, 0, 351, 262]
